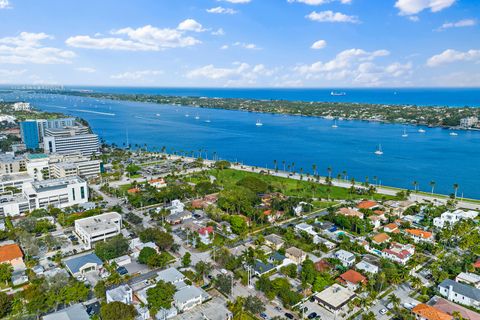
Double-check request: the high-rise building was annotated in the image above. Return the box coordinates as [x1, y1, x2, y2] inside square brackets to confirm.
[19, 118, 76, 150]
[43, 133, 100, 156]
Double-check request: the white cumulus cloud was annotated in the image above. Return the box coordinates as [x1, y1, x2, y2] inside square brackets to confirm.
[287, 0, 351, 5]
[0, 32, 75, 64]
[207, 6, 238, 14]
[311, 40, 327, 49]
[177, 19, 206, 32]
[427, 49, 480, 67]
[220, 0, 251, 3]
[307, 11, 359, 23]
[66, 24, 201, 51]
[394, 0, 455, 16]
[233, 42, 260, 50]
[0, 0, 11, 9]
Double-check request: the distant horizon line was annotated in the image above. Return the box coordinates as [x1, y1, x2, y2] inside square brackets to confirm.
[1, 84, 480, 90]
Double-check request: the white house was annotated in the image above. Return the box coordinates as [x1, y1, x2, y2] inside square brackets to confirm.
[438, 279, 480, 308]
[295, 223, 316, 236]
[433, 210, 478, 229]
[106, 284, 133, 304]
[335, 249, 356, 267]
[74, 212, 122, 249]
[355, 255, 380, 274]
[382, 242, 415, 265]
[167, 200, 185, 214]
[456, 272, 480, 288]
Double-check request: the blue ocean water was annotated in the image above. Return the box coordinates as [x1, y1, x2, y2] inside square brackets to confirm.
[1, 88, 480, 198]
[69, 86, 480, 107]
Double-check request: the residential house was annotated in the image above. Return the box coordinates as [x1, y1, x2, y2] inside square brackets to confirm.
[384, 200, 415, 216]
[431, 297, 480, 320]
[174, 285, 210, 312]
[357, 200, 379, 210]
[295, 223, 316, 236]
[253, 260, 276, 276]
[166, 200, 185, 215]
[456, 272, 480, 288]
[338, 269, 367, 291]
[156, 267, 186, 285]
[74, 212, 122, 249]
[433, 210, 478, 229]
[356, 254, 381, 275]
[264, 234, 285, 250]
[338, 207, 364, 219]
[106, 284, 133, 304]
[405, 229, 434, 243]
[315, 259, 331, 273]
[382, 242, 415, 265]
[43, 304, 90, 320]
[0, 243, 25, 271]
[285, 247, 306, 265]
[411, 303, 452, 320]
[63, 252, 103, 277]
[335, 249, 356, 267]
[438, 279, 480, 308]
[165, 210, 192, 225]
[371, 233, 390, 245]
[368, 215, 382, 229]
[148, 178, 166, 189]
[384, 223, 399, 233]
[198, 226, 214, 245]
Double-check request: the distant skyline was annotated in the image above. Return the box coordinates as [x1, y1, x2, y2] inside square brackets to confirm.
[0, 0, 479, 87]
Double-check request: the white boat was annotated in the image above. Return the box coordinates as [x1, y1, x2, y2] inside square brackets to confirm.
[332, 120, 338, 128]
[205, 119, 211, 123]
[195, 114, 200, 120]
[185, 114, 190, 117]
[331, 91, 346, 96]
[402, 129, 408, 137]
[418, 128, 426, 133]
[449, 132, 458, 136]
[156, 113, 160, 117]
[375, 144, 384, 155]
[256, 120, 263, 126]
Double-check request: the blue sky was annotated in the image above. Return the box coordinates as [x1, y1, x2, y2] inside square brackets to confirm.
[0, 0, 479, 87]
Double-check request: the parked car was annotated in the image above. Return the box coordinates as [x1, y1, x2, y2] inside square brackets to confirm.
[379, 308, 388, 315]
[285, 313, 294, 319]
[260, 313, 268, 319]
[117, 266, 128, 275]
[308, 312, 317, 319]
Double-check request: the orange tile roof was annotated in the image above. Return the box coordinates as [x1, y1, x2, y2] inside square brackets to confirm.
[357, 200, 378, 209]
[127, 187, 140, 194]
[0, 244, 23, 263]
[372, 233, 390, 244]
[339, 207, 363, 217]
[384, 223, 398, 231]
[474, 258, 480, 268]
[339, 269, 367, 285]
[405, 229, 433, 239]
[412, 304, 453, 320]
[373, 210, 385, 215]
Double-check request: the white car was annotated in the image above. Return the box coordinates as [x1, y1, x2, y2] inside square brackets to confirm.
[379, 308, 388, 315]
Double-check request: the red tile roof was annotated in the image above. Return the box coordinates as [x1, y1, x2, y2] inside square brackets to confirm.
[199, 226, 214, 235]
[412, 304, 453, 320]
[339, 269, 367, 285]
[405, 229, 433, 239]
[357, 200, 378, 209]
[0, 244, 23, 263]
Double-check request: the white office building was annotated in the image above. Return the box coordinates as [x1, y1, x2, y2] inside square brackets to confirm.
[44, 134, 100, 156]
[75, 212, 122, 249]
[25, 176, 88, 209]
[0, 172, 33, 193]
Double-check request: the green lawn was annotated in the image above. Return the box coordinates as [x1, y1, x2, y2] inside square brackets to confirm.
[206, 169, 397, 201]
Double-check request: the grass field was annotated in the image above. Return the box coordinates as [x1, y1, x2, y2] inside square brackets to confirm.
[206, 169, 397, 201]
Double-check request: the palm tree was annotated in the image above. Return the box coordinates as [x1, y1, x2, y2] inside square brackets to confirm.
[453, 183, 459, 199]
[342, 170, 347, 180]
[282, 160, 286, 171]
[412, 180, 418, 192]
[429, 180, 436, 194]
[312, 163, 317, 177]
[388, 293, 401, 309]
[273, 160, 278, 172]
[327, 166, 332, 179]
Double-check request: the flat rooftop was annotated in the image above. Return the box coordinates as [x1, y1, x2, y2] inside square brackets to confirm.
[0, 172, 32, 183]
[315, 284, 355, 310]
[31, 176, 84, 192]
[75, 212, 122, 234]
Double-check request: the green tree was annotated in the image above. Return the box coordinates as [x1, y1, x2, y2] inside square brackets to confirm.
[94, 280, 107, 300]
[244, 295, 265, 314]
[100, 301, 136, 320]
[126, 164, 141, 176]
[216, 274, 233, 295]
[147, 280, 176, 314]
[138, 247, 157, 265]
[139, 228, 174, 250]
[182, 252, 191, 268]
[229, 215, 248, 235]
[236, 176, 269, 194]
[95, 235, 129, 260]
[0, 263, 13, 285]
[0, 292, 12, 318]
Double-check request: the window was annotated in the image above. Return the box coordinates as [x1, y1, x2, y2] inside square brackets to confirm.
[72, 188, 76, 201]
[80, 186, 85, 199]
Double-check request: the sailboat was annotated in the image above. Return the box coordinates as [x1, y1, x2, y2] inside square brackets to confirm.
[402, 129, 408, 137]
[256, 120, 263, 126]
[332, 120, 338, 128]
[449, 132, 458, 136]
[418, 128, 426, 133]
[375, 144, 384, 155]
